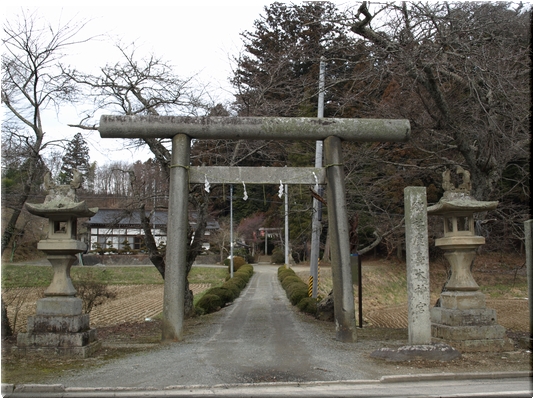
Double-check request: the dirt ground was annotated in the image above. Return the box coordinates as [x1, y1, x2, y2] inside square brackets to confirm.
[4, 269, 529, 333]
[2, 255, 533, 384]
[364, 254, 531, 333]
[3, 284, 210, 333]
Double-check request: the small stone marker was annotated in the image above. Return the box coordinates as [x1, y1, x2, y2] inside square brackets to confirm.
[404, 186, 431, 345]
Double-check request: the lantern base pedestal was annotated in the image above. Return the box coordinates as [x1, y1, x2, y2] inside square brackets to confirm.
[431, 291, 513, 352]
[431, 323, 513, 352]
[14, 297, 99, 359]
[14, 336, 100, 358]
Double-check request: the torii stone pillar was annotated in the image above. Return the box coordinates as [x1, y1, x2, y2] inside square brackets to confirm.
[162, 134, 190, 341]
[324, 136, 357, 342]
[99, 116, 410, 342]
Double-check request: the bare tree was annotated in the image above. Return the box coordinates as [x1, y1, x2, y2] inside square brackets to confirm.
[226, 1, 531, 257]
[1, 10, 92, 254]
[344, 1, 533, 252]
[66, 44, 211, 316]
[349, 1, 532, 202]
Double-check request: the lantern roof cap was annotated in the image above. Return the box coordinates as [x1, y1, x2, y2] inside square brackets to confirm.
[428, 191, 498, 215]
[428, 167, 498, 215]
[26, 201, 97, 218]
[25, 171, 98, 218]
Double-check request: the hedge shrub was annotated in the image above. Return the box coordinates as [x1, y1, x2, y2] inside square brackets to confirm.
[277, 266, 318, 316]
[204, 287, 235, 304]
[297, 297, 318, 314]
[281, 275, 302, 286]
[230, 275, 248, 290]
[220, 281, 241, 298]
[224, 256, 246, 272]
[278, 269, 296, 283]
[238, 264, 254, 278]
[196, 264, 254, 315]
[288, 283, 309, 305]
[271, 248, 285, 264]
[196, 294, 222, 314]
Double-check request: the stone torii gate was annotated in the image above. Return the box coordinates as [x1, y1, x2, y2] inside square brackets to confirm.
[98, 115, 410, 342]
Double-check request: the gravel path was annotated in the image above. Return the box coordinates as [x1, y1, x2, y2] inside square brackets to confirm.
[41, 266, 399, 388]
[10, 265, 531, 389]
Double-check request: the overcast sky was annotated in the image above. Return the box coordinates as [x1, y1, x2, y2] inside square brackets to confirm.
[4, 0, 352, 165]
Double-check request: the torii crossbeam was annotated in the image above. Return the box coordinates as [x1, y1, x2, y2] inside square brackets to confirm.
[99, 115, 410, 343]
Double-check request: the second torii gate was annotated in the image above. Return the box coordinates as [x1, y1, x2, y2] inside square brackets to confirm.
[98, 115, 410, 342]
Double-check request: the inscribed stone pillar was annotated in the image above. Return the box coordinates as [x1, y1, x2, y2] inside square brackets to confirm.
[404, 187, 431, 345]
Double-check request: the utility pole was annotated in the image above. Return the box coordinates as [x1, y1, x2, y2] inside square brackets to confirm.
[309, 56, 326, 298]
[284, 183, 289, 266]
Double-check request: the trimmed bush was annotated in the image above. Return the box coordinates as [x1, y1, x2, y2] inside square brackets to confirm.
[221, 281, 241, 298]
[288, 283, 309, 305]
[225, 264, 254, 281]
[234, 271, 251, 282]
[297, 297, 318, 314]
[196, 294, 223, 314]
[281, 275, 301, 287]
[271, 248, 285, 264]
[277, 265, 318, 316]
[278, 268, 295, 282]
[224, 256, 246, 272]
[239, 264, 254, 277]
[196, 264, 254, 315]
[229, 276, 247, 290]
[205, 287, 235, 303]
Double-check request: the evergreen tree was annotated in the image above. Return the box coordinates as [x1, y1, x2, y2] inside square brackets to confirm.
[232, 2, 376, 118]
[58, 133, 91, 185]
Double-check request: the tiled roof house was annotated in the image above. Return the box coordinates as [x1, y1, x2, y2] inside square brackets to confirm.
[87, 209, 219, 252]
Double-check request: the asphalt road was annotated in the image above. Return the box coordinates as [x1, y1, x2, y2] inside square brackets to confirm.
[29, 265, 531, 396]
[5, 376, 532, 397]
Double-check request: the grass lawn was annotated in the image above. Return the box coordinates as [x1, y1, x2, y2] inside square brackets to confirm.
[1, 264, 228, 288]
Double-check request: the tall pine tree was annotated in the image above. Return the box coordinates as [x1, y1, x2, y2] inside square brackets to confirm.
[232, 2, 377, 118]
[58, 133, 91, 185]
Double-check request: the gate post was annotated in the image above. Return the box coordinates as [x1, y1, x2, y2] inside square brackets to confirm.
[324, 136, 357, 342]
[162, 134, 190, 342]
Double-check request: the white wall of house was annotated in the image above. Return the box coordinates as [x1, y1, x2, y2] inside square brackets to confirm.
[90, 227, 167, 251]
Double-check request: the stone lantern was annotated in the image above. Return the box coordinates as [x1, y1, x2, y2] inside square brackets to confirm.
[428, 167, 512, 352]
[16, 171, 100, 357]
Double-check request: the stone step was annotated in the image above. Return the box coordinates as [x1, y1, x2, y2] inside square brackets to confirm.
[256, 255, 271, 263]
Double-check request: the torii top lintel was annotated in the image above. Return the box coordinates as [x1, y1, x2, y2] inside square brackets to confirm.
[99, 115, 410, 142]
